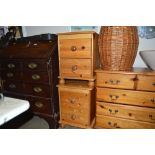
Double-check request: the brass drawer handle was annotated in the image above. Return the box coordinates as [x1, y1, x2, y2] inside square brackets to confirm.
[71, 114, 76, 120]
[35, 102, 43, 108]
[149, 114, 155, 120]
[105, 80, 120, 85]
[7, 72, 14, 78]
[33, 87, 42, 93]
[109, 109, 119, 114]
[152, 82, 155, 86]
[32, 74, 40, 80]
[108, 122, 120, 128]
[8, 63, 15, 68]
[109, 95, 119, 101]
[72, 65, 78, 72]
[70, 46, 77, 52]
[9, 84, 16, 89]
[28, 63, 38, 69]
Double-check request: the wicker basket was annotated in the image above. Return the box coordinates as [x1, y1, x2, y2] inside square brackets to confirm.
[98, 26, 139, 71]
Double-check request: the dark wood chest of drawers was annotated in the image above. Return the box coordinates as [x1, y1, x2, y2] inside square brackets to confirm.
[0, 36, 59, 128]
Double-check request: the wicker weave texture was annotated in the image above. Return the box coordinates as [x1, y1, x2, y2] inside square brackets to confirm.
[98, 26, 139, 71]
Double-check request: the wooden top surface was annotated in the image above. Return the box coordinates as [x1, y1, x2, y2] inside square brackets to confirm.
[58, 31, 98, 35]
[95, 68, 155, 75]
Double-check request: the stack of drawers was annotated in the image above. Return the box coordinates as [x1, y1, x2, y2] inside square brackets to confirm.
[95, 68, 155, 128]
[0, 37, 59, 128]
[58, 31, 98, 128]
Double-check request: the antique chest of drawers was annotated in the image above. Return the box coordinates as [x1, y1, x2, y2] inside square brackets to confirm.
[95, 68, 155, 129]
[0, 35, 59, 128]
[58, 31, 98, 128]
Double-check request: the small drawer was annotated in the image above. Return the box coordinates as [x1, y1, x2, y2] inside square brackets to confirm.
[96, 72, 135, 89]
[23, 61, 47, 71]
[28, 97, 52, 115]
[2, 61, 21, 70]
[60, 58, 92, 79]
[24, 83, 50, 98]
[96, 101, 155, 123]
[96, 87, 155, 108]
[95, 115, 155, 129]
[3, 81, 23, 93]
[23, 71, 49, 83]
[2, 71, 22, 81]
[59, 38, 92, 58]
[137, 75, 155, 91]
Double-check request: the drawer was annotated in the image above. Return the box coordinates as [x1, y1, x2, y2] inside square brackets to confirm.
[24, 83, 50, 98]
[60, 58, 92, 79]
[95, 115, 155, 129]
[22, 71, 49, 83]
[96, 101, 155, 123]
[59, 87, 91, 110]
[59, 38, 92, 58]
[28, 97, 52, 115]
[137, 75, 155, 91]
[23, 61, 47, 71]
[96, 88, 155, 108]
[3, 81, 23, 93]
[2, 71, 22, 81]
[96, 72, 135, 89]
[1, 61, 22, 70]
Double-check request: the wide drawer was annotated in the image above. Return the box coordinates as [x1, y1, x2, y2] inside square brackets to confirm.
[28, 97, 53, 115]
[96, 88, 155, 108]
[95, 115, 155, 129]
[137, 75, 155, 91]
[96, 72, 135, 89]
[24, 83, 51, 98]
[96, 101, 155, 123]
[60, 58, 92, 79]
[59, 38, 92, 58]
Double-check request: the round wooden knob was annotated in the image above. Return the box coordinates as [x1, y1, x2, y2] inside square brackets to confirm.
[71, 46, 77, 52]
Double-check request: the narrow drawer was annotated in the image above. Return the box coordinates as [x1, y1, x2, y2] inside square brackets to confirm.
[96, 72, 135, 89]
[96, 101, 155, 123]
[28, 97, 52, 115]
[59, 38, 92, 58]
[24, 83, 50, 98]
[2, 71, 22, 81]
[96, 87, 155, 108]
[23, 71, 49, 83]
[137, 75, 155, 91]
[23, 61, 47, 71]
[95, 115, 155, 129]
[60, 58, 92, 79]
[2, 61, 21, 70]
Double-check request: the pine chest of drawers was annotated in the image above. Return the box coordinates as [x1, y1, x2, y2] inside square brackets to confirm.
[0, 36, 59, 128]
[95, 68, 155, 129]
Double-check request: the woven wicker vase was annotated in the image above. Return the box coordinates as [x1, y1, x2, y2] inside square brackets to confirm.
[98, 26, 139, 71]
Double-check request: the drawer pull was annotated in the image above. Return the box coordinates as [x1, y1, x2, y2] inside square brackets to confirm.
[9, 84, 16, 89]
[35, 102, 43, 108]
[109, 95, 119, 101]
[32, 74, 40, 80]
[109, 109, 119, 114]
[108, 122, 120, 128]
[68, 97, 79, 105]
[8, 63, 15, 68]
[150, 98, 155, 103]
[71, 114, 76, 120]
[152, 82, 155, 86]
[33, 87, 42, 93]
[72, 65, 78, 72]
[71, 46, 77, 52]
[81, 46, 85, 50]
[7, 72, 14, 78]
[105, 80, 120, 85]
[28, 63, 38, 69]
[149, 115, 155, 120]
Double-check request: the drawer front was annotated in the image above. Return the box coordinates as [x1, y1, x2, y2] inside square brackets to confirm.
[3, 81, 23, 93]
[24, 84, 50, 98]
[60, 58, 92, 79]
[28, 97, 52, 115]
[23, 71, 49, 83]
[96, 72, 135, 89]
[96, 101, 155, 123]
[137, 75, 155, 91]
[59, 38, 92, 58]
[2, 61, 21, 70]
[23, 61, 47, 71]
[96, 88, 155, 108]
[59, 88, 90, 110]
[2, 71, 22, 81]
[96, 115, 155, 129]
